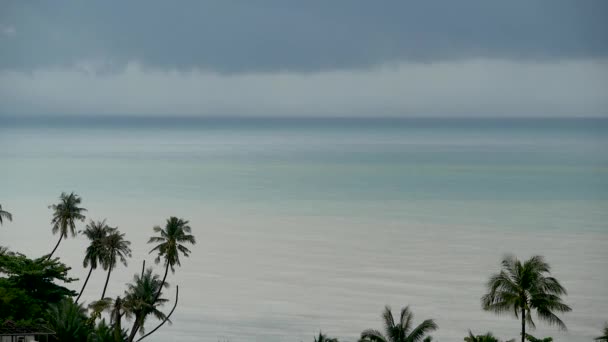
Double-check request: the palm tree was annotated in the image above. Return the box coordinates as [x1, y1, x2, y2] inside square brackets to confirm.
[148, 216, 196, 302]
[0, 204, 12, 225]
[100, 229, 132, 299]
[48, 192, 87, 259]
[89, 296, 131, 342]
[464, 331, 515, 342]
[596, 322, 608, 342]
[314, 331, 339, 342]
[124, 268, 169, 342]
[75, 220, 111, 303]
[359, 305, 438, 342]
[482, 255, 571, 342]
[45, 298, 91, 342]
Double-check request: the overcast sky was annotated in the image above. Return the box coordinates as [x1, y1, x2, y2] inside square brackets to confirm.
[1, 1, 607, 117]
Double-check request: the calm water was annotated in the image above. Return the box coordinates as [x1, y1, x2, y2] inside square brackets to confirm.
[1, 117, 607, 341]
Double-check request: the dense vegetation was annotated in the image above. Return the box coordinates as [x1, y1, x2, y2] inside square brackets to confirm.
[0, 195, 605, 341]
[0, 193, 195, 342]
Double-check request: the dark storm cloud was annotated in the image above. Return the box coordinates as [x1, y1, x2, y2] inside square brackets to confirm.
[1, 0, 607, 73]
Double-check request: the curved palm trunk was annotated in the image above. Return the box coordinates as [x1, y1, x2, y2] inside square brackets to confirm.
[153, 263, 169, 303]
[521, 307, 526, 342]
[47, 235, 63, 260]
[75, 265, 94, 303]
[136, 286, 179, 342]
[101, 263, 113, 299]
[128, 315, 142, 342]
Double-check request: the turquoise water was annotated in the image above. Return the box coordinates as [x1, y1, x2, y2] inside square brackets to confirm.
[1, 117, 607, 341]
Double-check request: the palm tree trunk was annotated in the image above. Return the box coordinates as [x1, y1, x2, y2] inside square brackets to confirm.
[101, 263, 113, 299]
[153, 263, 169, 303]
[128, 316, 142, 342]
[521, 306, 526, 342]
[114, 311, 123, 342]
[47, 235, 63, 260]
[75, 265, 93, 303]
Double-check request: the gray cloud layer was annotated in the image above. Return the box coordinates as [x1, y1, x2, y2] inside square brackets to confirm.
[1, 1, 607, 73]
[1, 60, 606, 117]
[1, 1, 606, 117]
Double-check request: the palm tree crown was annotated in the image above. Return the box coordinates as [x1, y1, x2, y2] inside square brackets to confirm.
[148, 217, 196, 272]
[48, 192, 86, 258]
[464, 331, 514, 342]
[0, 204, 13, 225]
[315, 331, 339, 342]
[360, 305, 437, 342]
[100, 229, 132, 299]
[75, 220, 112, 303]
[482, 255, 571, 342]
[125, 268, 169, 341]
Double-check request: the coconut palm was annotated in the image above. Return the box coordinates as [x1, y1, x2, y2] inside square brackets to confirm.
[124, 268, 169, 342]
[482, 255, 571, 342]
[48, 192, 87, 259]
[359, 305, 437, 342]
[89, 296, 132, 342]
[148, 216, 195, 302]
[75, 220, 111, 303]
[596, 322, 608, 342]
[314, 331, 339, 342]
[0, 204, 12, 225]
[45, 298, 91, 342]
[100, 229, 132, 299]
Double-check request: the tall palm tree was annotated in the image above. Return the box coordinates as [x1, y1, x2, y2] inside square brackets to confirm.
[124, 268, 169, 342]
[100, 229, 132, 299]
[482, 255, 571, 342]
[315, 331, 339, 342]
[48, 192, 87, 259]
[359, 305, 438, 342]
[596, 322, 608, 342]
[148, 216, 195, 302]
[0, 204, 12, 225]
[75, 220, 111, 303]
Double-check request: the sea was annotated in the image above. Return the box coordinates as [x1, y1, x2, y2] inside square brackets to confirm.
[1, 116, 607, 341]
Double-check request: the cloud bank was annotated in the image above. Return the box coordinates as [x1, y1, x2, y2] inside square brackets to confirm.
[1, 59, 606, 117]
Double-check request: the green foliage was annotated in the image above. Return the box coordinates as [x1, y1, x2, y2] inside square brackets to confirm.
[595, 322, 608, 342]
[148, 217, 196, 272]
[464, 331, 515, 342]
[525, 334, 552, 342]
[45, 298, 92, 342]
[124, 268, 169, 339]
[0, 252, 77, 321]
[49, 192, 87, 238]
[87, 319, 127, 342]
[100, 228, 132, 299]
[482, 255, 571, 341]
[0, 204, 12, 225]
[314, 331, 339, 342]
[359, 305, 437, 342]
[48, 192, 87, 258]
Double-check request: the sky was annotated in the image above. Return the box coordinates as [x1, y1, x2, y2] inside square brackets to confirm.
[0, 0, 607, 117]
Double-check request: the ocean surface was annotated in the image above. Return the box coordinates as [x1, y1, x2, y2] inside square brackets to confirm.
[1, 117, 607, 341]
